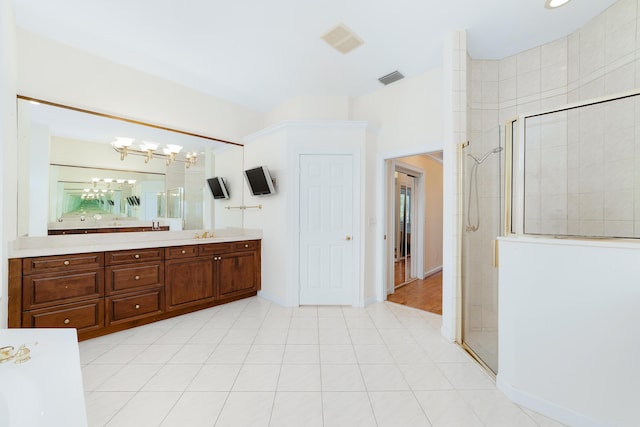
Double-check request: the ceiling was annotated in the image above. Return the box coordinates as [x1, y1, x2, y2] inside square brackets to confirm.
[12, 0, 617, 111]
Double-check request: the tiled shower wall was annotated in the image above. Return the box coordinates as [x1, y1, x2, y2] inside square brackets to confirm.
[470, 0, 640, 238]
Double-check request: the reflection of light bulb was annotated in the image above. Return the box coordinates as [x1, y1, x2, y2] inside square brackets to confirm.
[103, 178, 113, 183]
[140, 141, 159, 151]
[113, 137, 134, 148]
[166, 144, 182, 154]
[127, 179, 136, 184]
[91, 177, 100, 183]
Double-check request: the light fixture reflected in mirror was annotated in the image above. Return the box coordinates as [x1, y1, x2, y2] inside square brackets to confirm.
[112, 137, 198, 168]
[544, 0, 571, 9]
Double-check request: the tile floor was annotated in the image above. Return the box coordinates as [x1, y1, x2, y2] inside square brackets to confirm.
[80, 297, 565, 427]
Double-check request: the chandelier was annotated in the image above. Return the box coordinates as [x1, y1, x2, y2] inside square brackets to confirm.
[112, 137, 198, 168]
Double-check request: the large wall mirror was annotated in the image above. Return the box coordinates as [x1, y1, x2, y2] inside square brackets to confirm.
[17, 96, 245, 236]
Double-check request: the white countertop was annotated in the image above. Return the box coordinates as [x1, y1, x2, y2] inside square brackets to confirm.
[9, 228, 262, 258]
[0, 328, 87, 427]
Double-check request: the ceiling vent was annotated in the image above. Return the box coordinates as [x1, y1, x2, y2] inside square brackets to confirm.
[378, 70, 405, 86]
[321, 23, 364, 54]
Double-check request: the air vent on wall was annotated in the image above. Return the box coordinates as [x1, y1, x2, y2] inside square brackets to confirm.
[378, 70, 405, 86]
[321, 23, 364, 54]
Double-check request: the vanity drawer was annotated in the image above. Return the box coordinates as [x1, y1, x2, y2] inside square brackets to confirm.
[106, 262, 164, 295]
[198, 243, 232, 256]
[230, 240, 259, 251]
[23, 300, 104, 333]
[23, 269, 104, 310]
[165, 245, 199, 259]
[106, 289, 164, 325]
[106, 248, 163, 265]
[22, 252, 103, 275]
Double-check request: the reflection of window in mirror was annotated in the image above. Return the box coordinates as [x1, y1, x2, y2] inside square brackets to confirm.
[16, 96, 245, 236]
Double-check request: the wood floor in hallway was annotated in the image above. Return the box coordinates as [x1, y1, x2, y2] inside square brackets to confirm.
[387, 271, 442, 315]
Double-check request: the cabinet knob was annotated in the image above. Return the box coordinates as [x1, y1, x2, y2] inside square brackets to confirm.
[63, 260, 70, 266]
[135, 275, 140, 280]
[346, 236, 352, 241]
[63, 318, 70, 324]
[134, 254, 140, 259]
[135, 304, 141, 309]
[245, 244, 249, 248]
[181, 250, 186, 254]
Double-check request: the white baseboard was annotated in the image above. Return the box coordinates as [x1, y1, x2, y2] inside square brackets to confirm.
[363, 296, 378, 307]
[423, 265, 443, 278]
[496, 375, 605, 427]
[257, 290, 293, 307]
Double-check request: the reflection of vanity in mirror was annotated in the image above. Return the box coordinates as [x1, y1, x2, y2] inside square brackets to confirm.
[16, 96, 246, 236]
[47, 165, 172, 234]
[9, 96, 262, 342]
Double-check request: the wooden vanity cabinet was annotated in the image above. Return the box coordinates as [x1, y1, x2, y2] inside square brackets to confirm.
[216, 241, 260, 299]
[165, 254, 215, 311]
[165, 240, 261, 310]
[8, 239, 261, 340]
[164, 245, 212, 313]
[105, 248, 165, 326]
[20, 252, 105, 335]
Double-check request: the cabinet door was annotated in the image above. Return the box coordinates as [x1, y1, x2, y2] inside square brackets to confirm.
[216, 251, 258, 299]
[166, 257, 214, 310]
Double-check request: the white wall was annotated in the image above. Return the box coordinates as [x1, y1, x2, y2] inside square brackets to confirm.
[17, 29, 264, 143]
[243, 127, 290, 305]
[352, 69, 444, 153]
[399, 154, 444, 275]
[211, 146, 245, 230]
[498, 237, 640, 427]
[0, 0, 17, 328]
[265, 96, 351, 127]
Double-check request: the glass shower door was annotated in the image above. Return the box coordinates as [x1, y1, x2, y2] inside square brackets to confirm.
[461, 126, 503, 374]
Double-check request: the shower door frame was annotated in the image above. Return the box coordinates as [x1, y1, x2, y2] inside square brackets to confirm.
[460, 127, 505, 377]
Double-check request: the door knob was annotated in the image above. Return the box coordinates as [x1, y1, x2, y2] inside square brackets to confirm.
[346, 236, 352, 241]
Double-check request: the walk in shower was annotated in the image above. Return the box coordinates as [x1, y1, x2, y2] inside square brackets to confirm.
[461, 126, 504, 374]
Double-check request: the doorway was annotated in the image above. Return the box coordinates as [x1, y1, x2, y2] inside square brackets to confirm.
[385, 154, 443, 314]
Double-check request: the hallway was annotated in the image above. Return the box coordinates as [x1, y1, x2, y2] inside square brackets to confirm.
[388, 271, 442, 315]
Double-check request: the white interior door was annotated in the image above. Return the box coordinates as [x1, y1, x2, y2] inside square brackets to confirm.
[299, 154, 353, 305]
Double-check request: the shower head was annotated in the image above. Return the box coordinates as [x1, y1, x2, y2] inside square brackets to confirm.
[468, 146, 503, 165]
